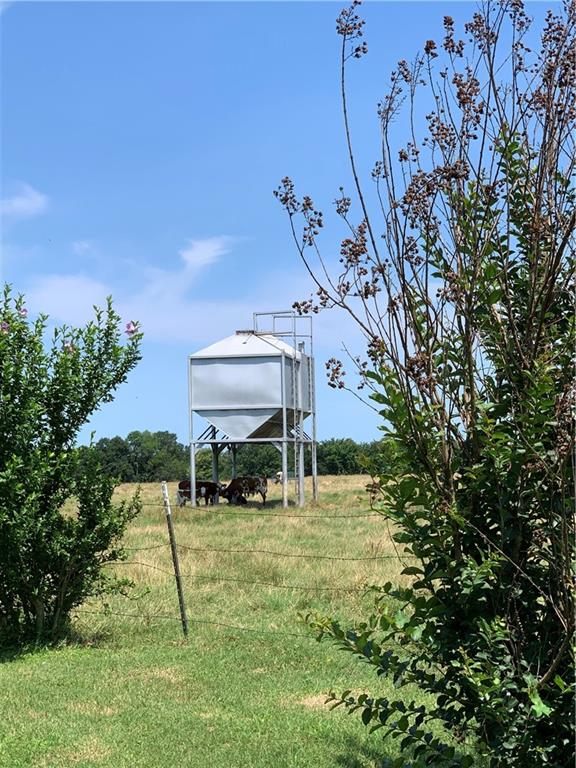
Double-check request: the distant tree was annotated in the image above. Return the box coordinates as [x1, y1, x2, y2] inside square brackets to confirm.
[124, 431, 188, 482]
[193, 448, 213, 479]
[88, 432, 189, 482]
[0, 288, 142, 644]
[317, 437, 361, 475]
[87, 434, 410, 482]
[191, 447, 231, 480]
[193, 445, 278, 481]
[92, 436, 135, 482]
[277, 1, 574, 766]
[357, 439, 400, 476]
[235, 444, 281, 478]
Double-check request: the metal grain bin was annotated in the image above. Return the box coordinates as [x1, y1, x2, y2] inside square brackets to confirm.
[187, 313, 317, 507]
[190, 331, 312, 441]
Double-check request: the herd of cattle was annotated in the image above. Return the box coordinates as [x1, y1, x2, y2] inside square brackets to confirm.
[176, 476, 270, 507]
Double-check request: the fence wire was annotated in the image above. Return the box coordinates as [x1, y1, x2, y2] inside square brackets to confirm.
[106, 561, 370, 593]
[138, 501, 382, 518]
[176, 543, 408, 561]
[80, 483, 415, 640]
[74, 609, 312, 639]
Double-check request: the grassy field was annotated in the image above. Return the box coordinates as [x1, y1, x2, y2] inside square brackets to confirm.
[0, 476, 475, 768]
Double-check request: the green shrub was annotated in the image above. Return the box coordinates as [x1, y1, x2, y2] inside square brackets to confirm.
[0, 286, 142, 645]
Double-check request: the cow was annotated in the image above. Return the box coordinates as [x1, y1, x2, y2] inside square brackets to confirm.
[274, 471, 283, 484]
[176, 480, 223, 507]
[221, 476, 268, 506]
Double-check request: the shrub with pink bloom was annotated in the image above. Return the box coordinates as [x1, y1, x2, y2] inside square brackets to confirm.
[0, 284, 142, 644]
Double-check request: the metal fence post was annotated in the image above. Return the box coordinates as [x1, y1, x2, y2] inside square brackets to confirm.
[161, 481, 189, 639]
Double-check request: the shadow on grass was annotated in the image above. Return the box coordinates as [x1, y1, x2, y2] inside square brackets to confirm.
[180, 499, 300, 513]
[65, 622, 116, 649]
[0, 645, 33, 663]
[333, 734, 395, 768]
[334, 733, 484, 768]
[0, 622, 116, 664]
[206, 497, 335, 512]
[224, 498, 297, 510]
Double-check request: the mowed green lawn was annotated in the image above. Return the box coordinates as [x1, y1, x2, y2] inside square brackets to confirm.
[0, 476, 459, 768]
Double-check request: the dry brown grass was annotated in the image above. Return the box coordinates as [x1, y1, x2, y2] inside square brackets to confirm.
[297, 693, 331, 710]
[79, 474, 414, 645]
[128, 666, 181, 684]
[35, 737, 113, 767]
[70, 701, 119, 717]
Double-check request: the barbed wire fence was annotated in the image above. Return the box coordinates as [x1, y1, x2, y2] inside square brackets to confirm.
[74, 481, 417, 643]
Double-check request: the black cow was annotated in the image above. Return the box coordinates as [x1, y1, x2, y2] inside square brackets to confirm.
[176, 480, 222, 507]
[221, 476, 268, 506]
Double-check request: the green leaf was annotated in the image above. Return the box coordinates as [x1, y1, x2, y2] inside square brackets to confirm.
[396, 715, 409, 731]
[361, 707, 373, 725]
[528, 687, 553, 718]
[554, 675, 568, 692]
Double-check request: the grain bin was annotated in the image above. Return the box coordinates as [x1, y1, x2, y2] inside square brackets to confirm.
[188, 311, 317, 507]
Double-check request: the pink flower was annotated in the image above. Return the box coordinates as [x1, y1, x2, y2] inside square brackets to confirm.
[125, 320, 139, 336]
[18, 308, 28, 318]
[1, 321, 8, 333]
[63, 342, 75, 354]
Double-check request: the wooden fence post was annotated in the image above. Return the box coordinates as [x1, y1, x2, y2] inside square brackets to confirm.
[161, 481, 189, 640]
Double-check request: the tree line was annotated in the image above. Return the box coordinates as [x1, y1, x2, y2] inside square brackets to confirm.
[78, 430, 395, 482]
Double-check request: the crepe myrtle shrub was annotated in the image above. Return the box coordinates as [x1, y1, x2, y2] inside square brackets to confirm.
[0, 285, 143, 645]
[276, 2, 575, 766]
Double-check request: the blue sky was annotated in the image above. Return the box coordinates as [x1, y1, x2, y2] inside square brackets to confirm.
[0, 0, 548, 446]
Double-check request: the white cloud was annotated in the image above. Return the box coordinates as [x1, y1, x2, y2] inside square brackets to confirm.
[137, 236, 234, 302]
[179, 237, 232, 272]
[19, 236, 236, 337]
[120, 295, 254, 344]
[122, 243, 361, 348]
[0, 182, 49, 221]
[25, 275, 111, 325]
[18, 236, 365, 355]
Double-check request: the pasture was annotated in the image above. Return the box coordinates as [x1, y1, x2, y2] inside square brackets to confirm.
[0, 476, 470, 768]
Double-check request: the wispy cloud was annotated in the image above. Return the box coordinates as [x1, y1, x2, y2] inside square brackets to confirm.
[119, 236, 237, 340]
[179, 237, 232, 273]
[138, 236, 234, 302]
[1, 182, 49, 221]
[71, 240, 94, 256]
[20, 236, 236, 337]
[18, 235, 363, 355]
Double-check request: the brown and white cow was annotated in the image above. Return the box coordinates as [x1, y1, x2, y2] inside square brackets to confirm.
[221, 476, 268, 506]
[176, 480, 223, 507]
